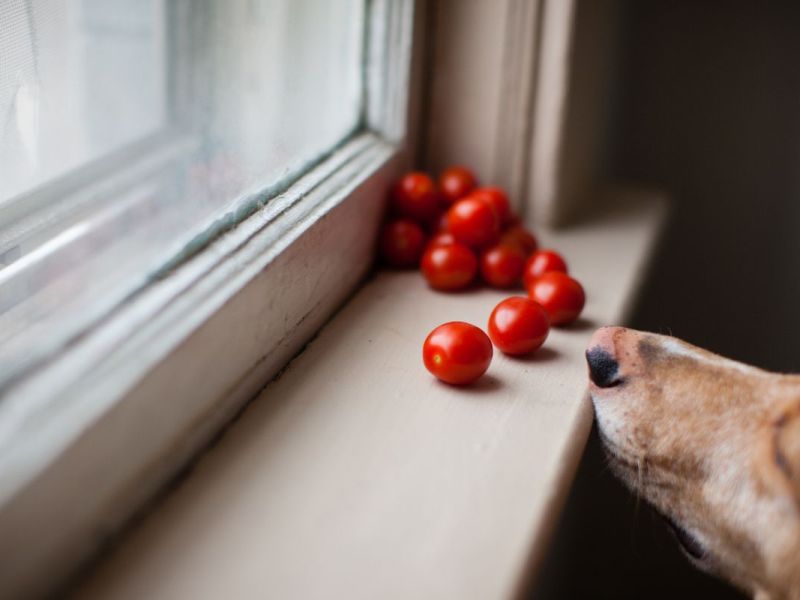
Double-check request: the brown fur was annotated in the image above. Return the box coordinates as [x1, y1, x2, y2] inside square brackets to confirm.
[587, 327, 800, 600]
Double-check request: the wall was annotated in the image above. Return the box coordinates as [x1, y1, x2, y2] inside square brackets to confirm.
[620, 0, 800, 371]
[533, 1, 800, 597]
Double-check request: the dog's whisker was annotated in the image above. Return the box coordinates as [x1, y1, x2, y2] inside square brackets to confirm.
[597, 464, 613, 479]
[636, 456, 644, 502]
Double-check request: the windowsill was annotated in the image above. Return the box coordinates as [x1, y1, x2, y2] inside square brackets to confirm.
[76, 191, 666, 599]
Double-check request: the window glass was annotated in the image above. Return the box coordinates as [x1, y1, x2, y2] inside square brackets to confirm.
[0, 0, 365, 386]
[0, 0, 167, 203]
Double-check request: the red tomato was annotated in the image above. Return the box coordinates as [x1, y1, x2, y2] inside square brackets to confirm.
[445, 196, 500, 249]
[471, 187, 512, 226]
[522, 249, 568, 287]
[427, 231, 456, 248]
[480, 244, 526, 288]
[423, 321, 493, 385]
[439, 166, 477, 205]
[379, 219, 427, 268]
[391, 172, 439, 224]
[420, 243, 477, 290]
[499, 224, 538, 256]
[487, 297, 550, 355]
[435, 211, 450, 232]
[507, 213, 523, 226]
[527, 271, 585, 326]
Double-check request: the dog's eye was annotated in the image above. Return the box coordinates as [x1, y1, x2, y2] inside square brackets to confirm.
[666, 518, 706, 561]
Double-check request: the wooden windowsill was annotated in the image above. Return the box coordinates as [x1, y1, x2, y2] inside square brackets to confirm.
[76, 191, 666, 600]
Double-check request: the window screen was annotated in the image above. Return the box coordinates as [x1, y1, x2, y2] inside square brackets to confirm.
[0, 0, 365, 386]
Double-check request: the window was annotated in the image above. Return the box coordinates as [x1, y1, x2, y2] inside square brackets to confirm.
[0, 1, 415, 595]
[0, 0, 366, 387]
[1, 0, 167, 201]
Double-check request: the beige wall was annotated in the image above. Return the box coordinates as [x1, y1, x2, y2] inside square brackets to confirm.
[421, 0, 626, 227]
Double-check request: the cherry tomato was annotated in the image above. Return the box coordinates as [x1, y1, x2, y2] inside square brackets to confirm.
[522, 249, 568, 287]
[379, 219, 427, 268]
[427, 231, 456, 248]
[446, 196, 500, 249]
[423, 321, 493, 385]
[471, 187, 512, 226]
[527, 271, 585, 326]
[420, 242, 477, 290]
[480, 244, 526, 288]
[435, 211, 450, 232]
[439, 166, 477, 205]
[391, 172, 439, 224]
[499, 225, 538, 256]
[487, 297, 550, 355]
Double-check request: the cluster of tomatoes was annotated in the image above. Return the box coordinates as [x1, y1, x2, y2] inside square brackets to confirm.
[379, 166, 586, 385]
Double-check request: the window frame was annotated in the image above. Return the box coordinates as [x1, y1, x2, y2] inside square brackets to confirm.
[0, 0, 372, 387]
[0, 1, 420, 596]
[423, 0, 616, 227]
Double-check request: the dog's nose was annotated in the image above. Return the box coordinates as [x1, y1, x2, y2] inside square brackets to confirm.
[586, 347, 622, 388]
[586, 327, 625, 388]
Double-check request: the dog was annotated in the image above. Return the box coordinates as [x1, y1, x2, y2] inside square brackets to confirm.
[585, 326, 800, 600]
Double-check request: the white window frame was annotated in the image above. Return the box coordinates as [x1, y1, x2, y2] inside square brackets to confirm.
[0, 1, 420, 596]
[424, 0, 618, 227]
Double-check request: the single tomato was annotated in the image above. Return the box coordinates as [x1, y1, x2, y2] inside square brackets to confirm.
[480, 244, 526, 288]
[471, 187, 512, 226]
[379, 219, 427, 268]
[439, 166, 477, 205]
[446, 196, 500, 249]
[527, 271, 585, 326]
[522, 249, 568, 287]
[500, 225, 538, 256]
[487, 297, 550, 355]
[427, 231, 457, 248]
[391, 172, 439, 224]
[420, 242, 477, 290]
[423, 321, 493, 385]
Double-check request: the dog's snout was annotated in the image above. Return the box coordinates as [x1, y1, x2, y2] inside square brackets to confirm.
[586, 347, 622, 388]
[586, 326, 628, 389]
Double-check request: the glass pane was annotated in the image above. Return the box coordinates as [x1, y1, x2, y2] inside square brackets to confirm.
[0, 0, 365, 387]
[0, 0, 167, 203]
